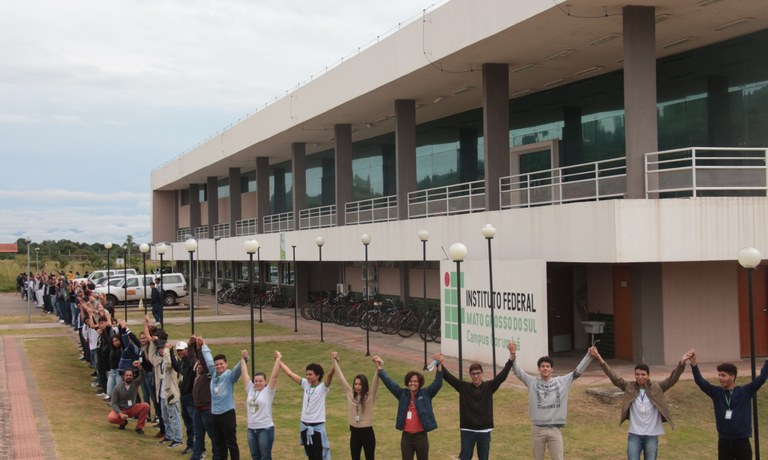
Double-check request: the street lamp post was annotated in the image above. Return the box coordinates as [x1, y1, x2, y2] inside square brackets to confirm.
[245, 239, 259, 377]
[361, 233, 372, 356]
[316, 236, 325, 343]
[26, 237, 31, 322]
[257, 244, 263, 323]
[140, 243, 150, 316]
[35, 247, 39, 272]
[482, 224, 498, 376]
[449, 242, 468, 380]
[738, 246, 762, 460]
[214, 236, 221, 316]
[156, 243, 167, 328]
[292, 245, 298, 333]
[185, 238, 198, 334]
[123, 246, 129, 321]
[105, 242, 113, 296]
[418, 229, 430, 370]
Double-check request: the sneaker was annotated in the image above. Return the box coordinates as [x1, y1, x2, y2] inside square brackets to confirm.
[180, 446, 193, 454]
[91, 382, 99, 387]
[59, 319, 65, 323]
[158, 438, 171, 444]
[167, 441, 183, 448]
[96, 392, 106, 397]
[200, 453, 206, 460]
[135, 428, 144, 435]
[153, 432, 165, 439]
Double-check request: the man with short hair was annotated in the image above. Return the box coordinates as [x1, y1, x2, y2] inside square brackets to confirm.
[442, 342, 516, 460]
[201, 336, 242, 460]
[107, 362, 150, 434]
[512, 342, 593, 460]
[173, 340, 196, 455]
[280, 357, 336, 460]
[691, 351, 768, 460]
[590, 346, 693, 460]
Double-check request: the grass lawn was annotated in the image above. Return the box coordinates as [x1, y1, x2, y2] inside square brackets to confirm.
[0, 327, 67, 336]
[21, 332, 768, 459]
[159, 320, 290, 340]
[0, 314, 57, 325]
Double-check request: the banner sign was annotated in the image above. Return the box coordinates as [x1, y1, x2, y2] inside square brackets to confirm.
[440, 259, 548, 371]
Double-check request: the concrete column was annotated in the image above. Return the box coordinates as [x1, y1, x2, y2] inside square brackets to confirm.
[229, 167, 242, 234]
[207, 176, 218, 237]
[623, 5, 658, 199]
[152, 191, 176, 244]
[707, 75, 731, 147]
[459, 128, 479, 182]
[563, 106, 583, 166]
[631, 263, 664, 364]
[189, 184, 201, 232]
[335, 124, 352, 225]
[292, 143, 307, 231]
[256, 157, 270, 229]
[483, 63, 510, 211]
[400, 263, 411, 306]
[395, 99, 416, 220]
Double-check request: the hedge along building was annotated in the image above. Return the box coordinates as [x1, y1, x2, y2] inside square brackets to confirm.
[151, 0, 768, 368]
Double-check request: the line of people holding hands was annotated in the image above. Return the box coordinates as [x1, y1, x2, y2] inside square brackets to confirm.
[105, 317, 768, 460]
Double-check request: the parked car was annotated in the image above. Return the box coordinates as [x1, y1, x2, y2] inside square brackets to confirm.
[94, 273, 187, 307]
[74, 269, 138, 285]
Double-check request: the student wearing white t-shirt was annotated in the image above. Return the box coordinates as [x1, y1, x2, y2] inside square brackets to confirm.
[280, 357, 336, 460]
[240, 350, 282, 460]
[589, 346, 692, 460]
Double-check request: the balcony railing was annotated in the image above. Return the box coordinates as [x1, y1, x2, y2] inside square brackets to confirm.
[235, 218, 258, 236]
[176, 227, 191, 242]
[299, 205, 337, 230]
[213, 222, 231, 239]
[262, 212, 294, 234]
[645, 147, 768, 198]
[500, 158, 626, 209]
[408, 180, 485, 219]
[345, 195, 397, 225]
[194, 226, 209, 240]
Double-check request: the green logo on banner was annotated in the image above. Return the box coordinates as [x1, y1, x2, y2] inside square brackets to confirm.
[443, 271, 463, 341]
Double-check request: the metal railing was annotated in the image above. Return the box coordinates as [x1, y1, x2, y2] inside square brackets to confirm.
[262, 212, 294, 234]
[299, 205, 337, 230]
[345, 195, 397, 225]
[408, 180, 485, 218]
[194, 226, 209, 240]
[500, 158, 626, 209]
[176, 227, 191, 242]
[213, 223, 231, 239]
[645, 147, 768, 198]
[235, 218, 258, 236]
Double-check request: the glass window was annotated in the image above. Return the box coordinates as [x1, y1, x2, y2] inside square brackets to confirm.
[217, 178, 230, 198]
[180, 190, 190, 206]
[198, 186, 207, 203]
[240, 171, 256, 193]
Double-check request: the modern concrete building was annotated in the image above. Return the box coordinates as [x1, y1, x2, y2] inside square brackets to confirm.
[151, 0, 768, 366]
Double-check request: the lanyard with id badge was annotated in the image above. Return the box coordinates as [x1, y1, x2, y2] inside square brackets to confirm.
[724, 389, 733, 420]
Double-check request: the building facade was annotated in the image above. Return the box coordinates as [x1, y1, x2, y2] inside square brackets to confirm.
[151, 0, 768, 365]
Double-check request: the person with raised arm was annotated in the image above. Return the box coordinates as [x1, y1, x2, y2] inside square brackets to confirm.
[375, 353, 443, 460]
[280, 355, 335, 460]
[512, 342, 593, 460]
[590, 346, 692, 460]
[442, 342, 516, 460]
[240, 350, 282, 460]
[200, 336, 243, 460]
[690, 350, 768, 459]
[331, 351, 380, 460]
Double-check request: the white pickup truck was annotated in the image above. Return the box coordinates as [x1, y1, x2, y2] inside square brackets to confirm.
[73, 269, 138, 286]
[95, 273, 187, 307]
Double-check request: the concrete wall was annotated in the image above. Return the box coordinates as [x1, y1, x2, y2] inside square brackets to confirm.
[241, 192, 258, 219]
[662, 261, 739, 364]
[378, 266, 401, 297]
[200, 202, 208, 226]
[408, 267, 440, 300]
[218, 197, 231, 224]
[178, 205, 190, 228]
[152, 191, 177, 244]
[586, 264, 614, 315]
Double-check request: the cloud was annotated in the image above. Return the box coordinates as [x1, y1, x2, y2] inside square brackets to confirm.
[0, 189, 148, 204]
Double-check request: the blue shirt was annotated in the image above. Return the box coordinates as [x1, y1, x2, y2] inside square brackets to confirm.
[202, 344, 242, 415]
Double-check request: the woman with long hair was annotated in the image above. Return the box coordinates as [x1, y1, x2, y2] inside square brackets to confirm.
[332, 351, 380, 460]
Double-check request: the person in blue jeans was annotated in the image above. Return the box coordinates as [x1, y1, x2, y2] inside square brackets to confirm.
[691, 350, 768, 460]
[375, 353, 443, 460]
[201, 337, 242, 460]
[590, 346, 693, 460]
[240, 350, 282, 460]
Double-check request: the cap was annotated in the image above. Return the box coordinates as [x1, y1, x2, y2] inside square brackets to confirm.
[175, 341, 188, 351]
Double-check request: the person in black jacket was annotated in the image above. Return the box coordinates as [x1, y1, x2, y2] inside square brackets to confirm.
[150, 281, 162, 324]
[442, 342, 515, 460]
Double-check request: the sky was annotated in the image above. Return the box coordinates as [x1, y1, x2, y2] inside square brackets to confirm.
[0, 0, 443, 246]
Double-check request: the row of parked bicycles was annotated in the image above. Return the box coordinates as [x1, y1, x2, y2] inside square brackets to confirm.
[216, 284, 292, 309]
[299, 293, 442, 343]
